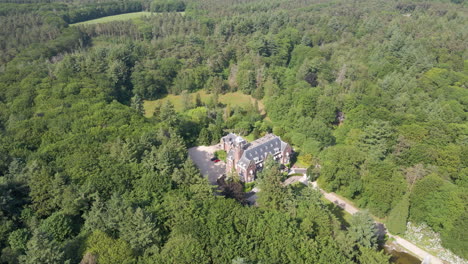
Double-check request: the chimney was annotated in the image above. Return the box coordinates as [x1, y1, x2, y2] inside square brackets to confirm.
[234, 136, 246, 162]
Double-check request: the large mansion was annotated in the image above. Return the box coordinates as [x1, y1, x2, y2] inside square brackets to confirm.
[221, 133, 292, 182]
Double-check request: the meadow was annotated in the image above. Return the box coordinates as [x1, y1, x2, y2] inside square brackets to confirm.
[70, 12, 155, 25]
[143, 91, 266, 117]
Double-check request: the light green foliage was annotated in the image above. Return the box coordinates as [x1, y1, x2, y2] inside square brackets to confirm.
[410, 174, 464, 232]
[84, 193, 160, 255]
[85, 230, 135, 264]
[130, 94, 144, 115]
[8, 229, 29, 252]
[186, 106, 208, 125]
[387, 195, 409, 235]
[158, 234, 209, 264]
[214, 150, 227, 161]
[28, 168, 58, 217]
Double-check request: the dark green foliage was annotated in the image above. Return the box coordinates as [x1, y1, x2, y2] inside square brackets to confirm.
[197, 127, 211, 145]
[118, 207, 160, 254]
[150, 0, 186, 12]
[0, 0, 466, 260]
[318, 145, 365, 198]
[19, 231, 65, 264]
[40, 212, 73, 242]
[348, 211, 378, 249]
[64, 1, 145, 24]
[360, 160, 406, 217]
[440, 209, 468, 259]
[257, 157, 290, 210]
[132, 58, 181, 100]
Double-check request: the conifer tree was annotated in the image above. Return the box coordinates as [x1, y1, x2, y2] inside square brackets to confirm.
[20, 231, 65, 264]
[131, 94, 144, 115]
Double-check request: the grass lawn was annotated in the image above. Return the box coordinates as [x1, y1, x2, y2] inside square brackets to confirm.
[214, 150, 227, 162]
[219, 92, 265, 114]
[71, 12, 156, 26]
[143, 91, 266, 117]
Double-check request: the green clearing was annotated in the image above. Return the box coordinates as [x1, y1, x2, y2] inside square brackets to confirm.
[143, 91, 266, 117]
[71, 12, 155, 26]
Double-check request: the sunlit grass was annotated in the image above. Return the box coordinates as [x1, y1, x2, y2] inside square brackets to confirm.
[70, 12, 156, 26]
[143, 91, 266, 117]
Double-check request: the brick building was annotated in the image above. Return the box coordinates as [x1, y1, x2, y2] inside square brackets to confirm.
[221, 133, 292, 182]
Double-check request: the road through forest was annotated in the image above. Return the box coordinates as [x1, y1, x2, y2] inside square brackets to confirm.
[309, 181, 444, 264]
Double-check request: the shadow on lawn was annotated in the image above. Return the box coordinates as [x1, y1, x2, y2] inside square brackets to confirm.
[326, 202, 350, 230]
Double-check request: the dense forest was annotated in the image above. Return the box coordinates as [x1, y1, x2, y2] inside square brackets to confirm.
[0, 0, 466, 263]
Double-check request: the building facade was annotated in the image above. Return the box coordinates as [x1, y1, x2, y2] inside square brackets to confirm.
[221, 133, 292, 182]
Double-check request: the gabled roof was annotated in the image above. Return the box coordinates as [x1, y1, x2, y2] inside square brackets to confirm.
[237, 156, 251, 170]
[239, 134, 287, 167]
[223, 132, 290, 171]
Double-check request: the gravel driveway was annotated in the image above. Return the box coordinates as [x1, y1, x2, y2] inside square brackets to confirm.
[188, 144, 225, 184]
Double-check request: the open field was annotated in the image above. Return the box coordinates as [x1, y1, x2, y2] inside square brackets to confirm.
[71, 12, 155, 26]
[143, 91, 266, 117]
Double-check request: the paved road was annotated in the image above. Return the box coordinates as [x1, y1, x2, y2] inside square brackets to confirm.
[308, 181, 444, 264]
[188, 144, 225, 184]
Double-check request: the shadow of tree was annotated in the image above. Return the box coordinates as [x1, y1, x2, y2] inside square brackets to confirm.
[326, 202, 350, 230]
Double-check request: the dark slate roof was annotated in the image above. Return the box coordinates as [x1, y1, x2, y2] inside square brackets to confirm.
[223, 133, 289, 171]
[222, 133, 238, 143]
[238, 134, 285, 170]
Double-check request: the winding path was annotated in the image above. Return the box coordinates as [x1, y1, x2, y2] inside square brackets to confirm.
[307, 181, 444, 264]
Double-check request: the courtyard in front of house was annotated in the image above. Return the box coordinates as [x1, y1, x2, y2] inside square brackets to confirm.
[188, 144, 226, 185]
